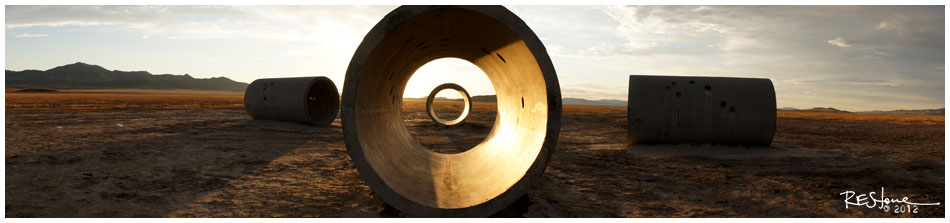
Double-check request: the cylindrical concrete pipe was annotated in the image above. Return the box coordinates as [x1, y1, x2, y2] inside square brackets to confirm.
[626, 75, 776, 146]
[341, 6, 561, 217]
[426, 83, 472, 127]
[244, 77, 340, 126]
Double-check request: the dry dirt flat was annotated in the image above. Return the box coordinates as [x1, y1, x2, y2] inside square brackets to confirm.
[4, 90, 945, 217]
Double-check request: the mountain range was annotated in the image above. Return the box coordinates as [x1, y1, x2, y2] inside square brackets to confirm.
[780, 107, 944, 115]
[5, 62, 943, 114]
[5, 62, 248, 92]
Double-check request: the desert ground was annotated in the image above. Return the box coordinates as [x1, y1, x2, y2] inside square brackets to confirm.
[4, 89, 945, 217]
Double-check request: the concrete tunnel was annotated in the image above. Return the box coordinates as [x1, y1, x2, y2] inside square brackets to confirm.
[626, 75, 777, 146]
[244, 76, 340, 126]
[426, 83, 473, 127]
[340, 5, 562, 217]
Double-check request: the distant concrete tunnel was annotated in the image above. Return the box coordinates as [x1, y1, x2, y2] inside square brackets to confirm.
[244, 77, 340, 126]
[626, 75, 776, 146]
[341, 6, 561, 217]
[426, 83, 472, 127]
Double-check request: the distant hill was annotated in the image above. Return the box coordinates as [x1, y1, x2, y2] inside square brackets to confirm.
[563, 98, 626, 106]
[861, 108, 944, 116]
[804, 107, 849, 113]
[5, 62, 248, 92]
[796, 107, 944, 116]
[471, 95, 497, 103]
[14, 88, 59, 93]
[778, 107, 800, 111]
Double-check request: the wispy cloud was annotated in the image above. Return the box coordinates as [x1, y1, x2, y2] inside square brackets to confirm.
[13, 33, 49, 38]
[6, 5, 394, 58]
[560, 83, 628, 100]
[826, 37, 853, 47]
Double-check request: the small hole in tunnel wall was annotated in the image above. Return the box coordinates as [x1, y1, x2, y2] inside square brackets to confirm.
[720, 101, 727, 107]
[730, 106, 736, 112]
[497, 53, 506, 63]
[705, 85, 712, 91]
[675, 92, 681, 98]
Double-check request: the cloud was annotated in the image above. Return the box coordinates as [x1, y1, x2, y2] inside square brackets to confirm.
[560, 83, 628, 100]
[6, 5, 398, 65]
[6, 6, 392, 42]
[13, 33, 49, 38]
[5, 5, 944, 111]
[826, 37, 853, 47]
[874, 7, 944, 43]
[527, 5, 943, 110]
[876, 21, 895, 30]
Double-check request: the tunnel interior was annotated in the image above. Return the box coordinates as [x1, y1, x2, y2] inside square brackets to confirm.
[347, 7, 556, 212]
[305, 78, 340, 125]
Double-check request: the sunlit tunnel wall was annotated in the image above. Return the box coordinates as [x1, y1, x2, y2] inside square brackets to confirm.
[626, 75, 776, 146]
[244, 76, 340, 126]
[426, 83, 472, 127]
[341, 6, 561, 217]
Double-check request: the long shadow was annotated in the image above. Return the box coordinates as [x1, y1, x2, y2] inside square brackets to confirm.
[533, 112, 944, 217]
[5, 118, 337, 217]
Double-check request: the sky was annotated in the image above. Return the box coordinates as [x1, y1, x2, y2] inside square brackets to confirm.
[4, 5, 945, 111]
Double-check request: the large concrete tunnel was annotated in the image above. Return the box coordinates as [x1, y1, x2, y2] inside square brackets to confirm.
[341, 6, 562, 217]
[426, 83, 473, 127]
[244, 77, 340, 126]
[626, 75, 776, 146]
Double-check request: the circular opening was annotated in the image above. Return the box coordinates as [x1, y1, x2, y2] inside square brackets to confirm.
[343, 6, 559, 215]
[403, 58, 496, 154]
[306, 78, 340, 125]
[423, 83, 472, 128]
[431, 88, 465, 122]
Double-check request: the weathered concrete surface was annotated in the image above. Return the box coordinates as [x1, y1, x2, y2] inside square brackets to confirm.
[426, 83, 472, 127]
[341, 5, 561, 217]
[244, 77, 339, 126]
[626, 75, 776, 146]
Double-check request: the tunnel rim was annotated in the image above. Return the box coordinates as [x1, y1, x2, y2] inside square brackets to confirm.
[303, 76, 341, 126]
[340, 5, 562, 217]
[425, 83, 472, 127]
